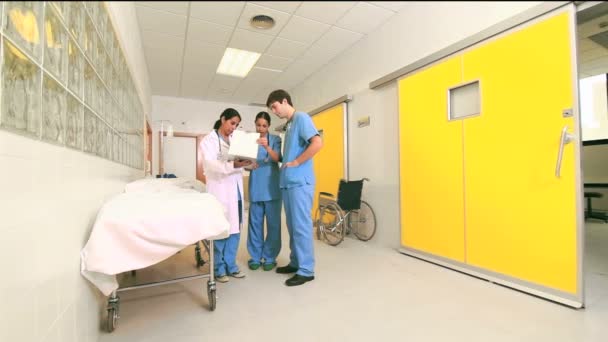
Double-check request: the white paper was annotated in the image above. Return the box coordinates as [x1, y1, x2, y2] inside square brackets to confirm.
[227, 130, 259, 161]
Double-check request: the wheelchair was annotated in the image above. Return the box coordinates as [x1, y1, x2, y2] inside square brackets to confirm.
[314, 178, 377, 246]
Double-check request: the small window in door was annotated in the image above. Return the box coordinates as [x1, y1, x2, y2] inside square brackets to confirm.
[448, 80, 480, 120]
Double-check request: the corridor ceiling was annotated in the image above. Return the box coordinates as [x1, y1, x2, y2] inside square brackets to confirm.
[135, 1, 406, 105]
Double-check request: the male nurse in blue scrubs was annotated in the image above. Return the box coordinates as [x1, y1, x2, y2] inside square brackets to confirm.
[266, 89, 323, 286]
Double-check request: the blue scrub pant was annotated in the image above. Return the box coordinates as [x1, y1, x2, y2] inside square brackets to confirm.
[247, 199, 282, 265]
[214, 199, 242, 276]
[282, 184, 315, 277]
[213, 233, 241, 276]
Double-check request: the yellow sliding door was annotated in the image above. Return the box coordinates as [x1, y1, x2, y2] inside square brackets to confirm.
[398, 6, 582, 306]
[399, 57, 465, 262]
[312, 104, 346, 217]
[463, 12, 579, 294]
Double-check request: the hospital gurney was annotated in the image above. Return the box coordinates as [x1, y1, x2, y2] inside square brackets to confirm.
[80, 178, 230, 332]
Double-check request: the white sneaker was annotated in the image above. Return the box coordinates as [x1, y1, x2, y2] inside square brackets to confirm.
[216, 275, 229, 283]
[229, 271, 246, 278]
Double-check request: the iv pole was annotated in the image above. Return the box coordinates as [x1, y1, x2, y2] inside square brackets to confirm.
[155, 120, 173, 176]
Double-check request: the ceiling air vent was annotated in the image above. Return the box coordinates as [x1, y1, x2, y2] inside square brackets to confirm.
[250, 15, 275, 30]
[589, 30, 608, 49]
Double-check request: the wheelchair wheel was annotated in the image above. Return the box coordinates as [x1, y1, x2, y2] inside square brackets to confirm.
[348, 200, 377, 241]
[314, 207, 322, 240]
[319, 203, 344, 246]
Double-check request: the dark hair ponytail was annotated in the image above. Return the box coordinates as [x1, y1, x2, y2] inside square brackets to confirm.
[255, 111, 271, 125]
[214, 108, 241, 130]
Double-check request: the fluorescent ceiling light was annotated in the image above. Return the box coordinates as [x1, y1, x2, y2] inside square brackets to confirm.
[254, 66, 283, 73]
[216, 48, 261, 78]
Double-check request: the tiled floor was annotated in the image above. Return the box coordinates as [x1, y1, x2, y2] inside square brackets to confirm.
[98, 221, 608, 342]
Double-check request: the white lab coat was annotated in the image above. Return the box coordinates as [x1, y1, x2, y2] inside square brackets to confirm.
[200, 130, 245, 235]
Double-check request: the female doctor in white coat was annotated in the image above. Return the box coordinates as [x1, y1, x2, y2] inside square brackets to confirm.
[201, 108, 251, 283]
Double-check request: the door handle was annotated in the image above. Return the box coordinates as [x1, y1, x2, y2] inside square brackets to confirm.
[555, 125, 574, 178]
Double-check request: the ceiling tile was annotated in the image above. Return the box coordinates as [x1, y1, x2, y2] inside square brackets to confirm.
[233, 81, 277, 105]
[312, 26, 363, 55]
[580, 47, 608, 63]
[140, 30, 186, 52]
[228, 28, 275, 53]
[583, 56, 608, 70]
[136, 5, 187, 37]
[183, 40, 226, 68]
[210, 74, 244, 92]
[247, 67, 282, 83]
[579, 38, 598, 52]
[187, 17, 233, 46]
[298, 48, 338, 71]
[251, 85, 278, 104]
[144, 45, 183, 71]
[369, 1, 408, 12]
[190, 2, 246, 27]
[180, 67, 216, 99]
[279, 15, 330, 45]
[280, 59, 316, 82]
[206, 91, 235, 103]
[273, 70, 304, 91]
[146, 54, 181, 96]
[234, 69, 278, 102]
[146, 55, 182, 77]
[265, 38, 308, 59]
[335, 2, 394, 34]
[256, 54, 292, 71]
[150, 79, 181, 97]
[587, 68, 608, 76]
[136, 2, 190, 16]
[237, 3, 291, 36]
[230, 88, 259, 105]
[180, 84, 209, 100]
[251, 2, 302, 14]
[206, 80, 239, 101]
[294, 2, 356, 25]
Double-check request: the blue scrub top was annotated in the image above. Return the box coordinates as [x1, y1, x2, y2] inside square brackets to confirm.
[249, 134, 282, 202]
[280, 112, 319, 189]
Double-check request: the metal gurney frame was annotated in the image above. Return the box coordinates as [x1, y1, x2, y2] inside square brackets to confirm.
[105, 240, 216, 332]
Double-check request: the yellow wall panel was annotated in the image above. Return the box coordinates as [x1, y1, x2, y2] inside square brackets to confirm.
[312, 105, 345, 218]
[462, 13, 577, 293]
[399, 57, 466, 262]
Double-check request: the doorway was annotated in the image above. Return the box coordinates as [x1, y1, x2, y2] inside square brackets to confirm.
[576, 1, 608, 309]
[159, 131, 206, 184]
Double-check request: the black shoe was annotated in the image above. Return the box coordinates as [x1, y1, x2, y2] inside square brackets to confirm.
[276, 265, 298, 274]
[285, 274, 314, 286]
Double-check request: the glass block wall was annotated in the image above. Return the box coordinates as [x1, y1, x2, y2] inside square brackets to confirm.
[0, 1, 144, 169]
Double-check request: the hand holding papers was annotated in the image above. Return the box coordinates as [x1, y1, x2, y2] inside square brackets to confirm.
[227, 130, 260, 161]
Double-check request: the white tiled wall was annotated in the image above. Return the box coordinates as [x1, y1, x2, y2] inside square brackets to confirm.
[0, 1, 150, 341]
[1, 130, 142, 341]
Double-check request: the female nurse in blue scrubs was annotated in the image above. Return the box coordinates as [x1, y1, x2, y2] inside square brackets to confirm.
[247, 112, 282, 271]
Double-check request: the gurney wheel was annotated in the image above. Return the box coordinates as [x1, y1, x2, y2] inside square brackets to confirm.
[107, 307, 118, 332]
[207, 282, 216, 311]
[208, 289, 216, 311]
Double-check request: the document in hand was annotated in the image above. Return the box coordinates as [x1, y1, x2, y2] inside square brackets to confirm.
[227, 130, 259, 161]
